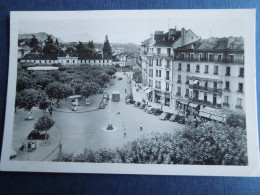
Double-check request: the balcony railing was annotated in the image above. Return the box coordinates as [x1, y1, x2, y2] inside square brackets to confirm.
[238, 74, 244, 77]
[236, 90, 243, 93]
[165, 65, 171, 69]
[223, 103, 229, 107]
[189, 84, 222, 94]
[155, 86, 161, 89]
[185, 81, 189, 85]
[189, 98, 222, 108]
[165, 76, 170, 81]
[174, 56, 244, 64]
[223, 88, 230, 92]
[235, 105, 243, 110]
[177, 80, 181, 84]
[176, 92, 181, 97]
[148, 74, 153, 78]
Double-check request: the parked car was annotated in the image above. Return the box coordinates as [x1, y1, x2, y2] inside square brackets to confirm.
[177, 116, 186, 124]
[125, 99, 131, 104]
[147, 107, 156, 114]
[112, 75, 116, 79]
[118, 77, 123, 80]
[153, 109, 164, 116]
[103, 93, 109, 100]
[123, 72, 126, 75]
[159, 112, 173, 120]
[139, 104, 147, 109]
[129, 100, 136, 104]
[99, 102, 105, 109]
[144, 105, 152, 112]
[134, 101, 141, 107]
[27, 130, 49, 140]
[169, 114, 177, 122]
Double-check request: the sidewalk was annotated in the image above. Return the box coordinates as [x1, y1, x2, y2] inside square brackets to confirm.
[131, 80, 174, 113]
[12, 108, 61, 161]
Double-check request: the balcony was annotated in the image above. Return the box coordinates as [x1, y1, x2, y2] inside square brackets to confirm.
[177, 80, 181, 84]
[189, 84, 222, 94]
[235, 105, 243, 110]
[238, 74, 244, 77]
[155, 86, 161, 90]
[223, 88, 230, 92]
[213, 72, 218, 75]
[236, 90, 243, 94]
[174, 56, 244, 64]
[176, 92, 181, 97]
[165, 65, 171, 69]
[225, 73, 230, 76]
[184, 94, 189, 98]
[189, 98, 222, 108]
[178, 68, 182, 71]
[164, 76, 170, 81]
[223, 102, 229, 107]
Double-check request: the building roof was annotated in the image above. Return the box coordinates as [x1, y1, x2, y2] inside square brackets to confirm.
[176, 36, 244, 51]
[153, 31, 182, 47]
[78, 53, 112, 60]
[21, 54, 59, 60]
[141, 38, 150, 46]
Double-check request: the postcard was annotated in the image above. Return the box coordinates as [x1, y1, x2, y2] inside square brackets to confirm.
[1, 9, 259, 176]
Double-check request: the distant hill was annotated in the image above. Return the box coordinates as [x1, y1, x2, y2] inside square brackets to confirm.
[18, 32, 63, 43]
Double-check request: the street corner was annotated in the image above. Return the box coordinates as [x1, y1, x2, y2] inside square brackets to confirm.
[11, 125, 60, 161]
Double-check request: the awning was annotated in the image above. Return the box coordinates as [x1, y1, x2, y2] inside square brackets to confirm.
[145, 89, 152, 94]
[180, 100, 189, 105]
[189, 103, 199, 108]
[199, 111, 211, 118]
[210, 115, 224, 122]
[143, 86, 148, 91]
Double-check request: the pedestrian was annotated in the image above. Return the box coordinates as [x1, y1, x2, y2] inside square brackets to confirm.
[140, 123, 143, 131]
[123, 128, 127, 138]
[49, 106, 53, 117]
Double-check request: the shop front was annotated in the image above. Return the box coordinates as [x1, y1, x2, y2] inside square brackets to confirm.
[154, 90, 162, 103]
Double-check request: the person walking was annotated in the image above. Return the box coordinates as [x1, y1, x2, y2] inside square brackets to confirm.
[140, 123, 143, 131]
[123, 128, 127, 138]
[49, 106, 53, 117]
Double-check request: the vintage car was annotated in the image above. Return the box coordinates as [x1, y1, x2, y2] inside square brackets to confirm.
[27, 130, 49, 140]
[159, 112, 173, 120]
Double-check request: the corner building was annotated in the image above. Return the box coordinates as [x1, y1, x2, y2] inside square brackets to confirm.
[172, 37, 245, 113]
[140, 28, 199, 107]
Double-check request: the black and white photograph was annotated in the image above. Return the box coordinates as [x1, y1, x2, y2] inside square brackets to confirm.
[1, 10, 259, 176]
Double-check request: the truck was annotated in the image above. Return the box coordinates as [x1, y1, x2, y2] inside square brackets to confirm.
[112, 91, 120, 102]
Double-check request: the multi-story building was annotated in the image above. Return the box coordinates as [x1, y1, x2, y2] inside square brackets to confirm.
[140, 28, 199, 107]
[172, 36, 244, 115]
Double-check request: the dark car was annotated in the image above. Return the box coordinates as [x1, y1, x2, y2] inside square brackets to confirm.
[169, 114, 177, 122]
[99, 102, 105, 109]
[118, 77, 123, 80]
[128, 100, 136, 104]
[110, 81, 114, 85]
[153, 109, 163, 116]
[27, 130, 49, 140]
[177, 116, 186, 124]
[112, 75, 116, 79]
[144, 105, 152, 112]
[159, 112, 173, 120]
[134, 102, 141, 107]
[139, 104, 147, 109]
[99, 89, 104, 94]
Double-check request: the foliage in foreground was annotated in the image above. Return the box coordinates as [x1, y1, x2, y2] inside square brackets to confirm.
[55, 121, 248, 166]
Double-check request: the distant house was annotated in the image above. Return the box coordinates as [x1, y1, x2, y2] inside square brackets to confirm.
[20, 52, 113, 66]
[18, 45, 31, 59]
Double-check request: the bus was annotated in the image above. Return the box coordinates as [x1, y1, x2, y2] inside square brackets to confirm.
[112, 91, 120, 102]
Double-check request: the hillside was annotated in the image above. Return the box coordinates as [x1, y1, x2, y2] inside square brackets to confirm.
[18, 32, 63, 43]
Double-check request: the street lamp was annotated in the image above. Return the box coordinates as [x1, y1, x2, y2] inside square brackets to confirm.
[106, 98, 113, 130]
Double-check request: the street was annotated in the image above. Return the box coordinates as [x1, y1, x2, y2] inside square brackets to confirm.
[50, 72, 184, 157]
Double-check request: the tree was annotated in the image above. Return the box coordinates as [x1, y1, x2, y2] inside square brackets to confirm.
[34, 115, 55, 141]
[45, 82, 74, 105]
[76, 41, 85, 53]
[103, 35, 112, 56]
[16, 89, 45, 119]
[80, 82, 99, 98]
[87, 40, 95, 49]
[65, 46, 77, 55]
[55, 38, 59, 46]
[104, 66, 117, 78]
[16, 75, 36, 92]
[29, 34, 39, 48]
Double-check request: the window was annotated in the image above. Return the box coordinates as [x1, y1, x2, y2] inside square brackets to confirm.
[230, 54, 235, 63]
[237, 98, 242, 107]
[214, 82, 218, 89]
[187, 64, 190, 72]
[199, 53, 203, 61]
[49, 60, 51, 63]
[181, 53, 185, 59]
[149, 69, 153, 77]
[214, 66, 218, 74]
[166, 83, 169, 91]
[107, 60, 109, 63]
[224, 96, 229, 104]
[166, 71, 170, 80]
[94, 60, 96, 63]
[73, 60, 75, 63]
[149, 79, 153, 87]
[238, 83, 243, 93]
[166, 60, 170, 66]
[196, 64, 200, 72]
[177, 75, 181, 83]
[157, 48, 161, 54]
[167, 48, 171, 56]
[204, 92, 207, 102]
[45, 60, 47, 63]
[239, 68, 244, 77]
[185, 89, 189, 97]
[189, 53, 194, 60]
[204, 65, 209, 73]
[177, 87, 181, 96]
[204, 81, 208, 88]
[66, 60, 69, 63]
[156, 81, 161, 89]
[186, 76, 189, 84]
[156, 70, 161, 77]
[226, 67, 230, 76]
[208, 54, 214, 62]
[178, 63, 182, 70]
[225, 81, 230, 90]
[218, 54, 222, 62]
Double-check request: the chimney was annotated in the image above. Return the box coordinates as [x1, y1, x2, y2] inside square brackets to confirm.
[168, 28, 177, 39]
[181, 28, 186, 46]
[227, 36, 235, 48]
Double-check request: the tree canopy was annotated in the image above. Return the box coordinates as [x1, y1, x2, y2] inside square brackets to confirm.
[103, 35, 112, 56]
[45, 82, 74, 102]
[34, 115, 55, 131]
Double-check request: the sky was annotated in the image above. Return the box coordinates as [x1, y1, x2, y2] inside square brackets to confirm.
[18, 10, 248, 44]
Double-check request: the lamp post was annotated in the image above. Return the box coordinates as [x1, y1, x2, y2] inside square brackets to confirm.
[106, 97, 113, 130]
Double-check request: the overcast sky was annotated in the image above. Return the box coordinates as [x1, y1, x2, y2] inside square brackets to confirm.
[18, 10, 247, 44]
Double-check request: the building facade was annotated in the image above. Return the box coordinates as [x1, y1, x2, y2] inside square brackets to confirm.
[20, 53, 113, 66]
[172, 37, 245, 114]
[140, 28, 199, 107]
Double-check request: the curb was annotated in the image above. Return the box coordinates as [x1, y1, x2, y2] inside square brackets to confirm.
[53, 107, 99, 113]
[41, 126, 61, 161]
